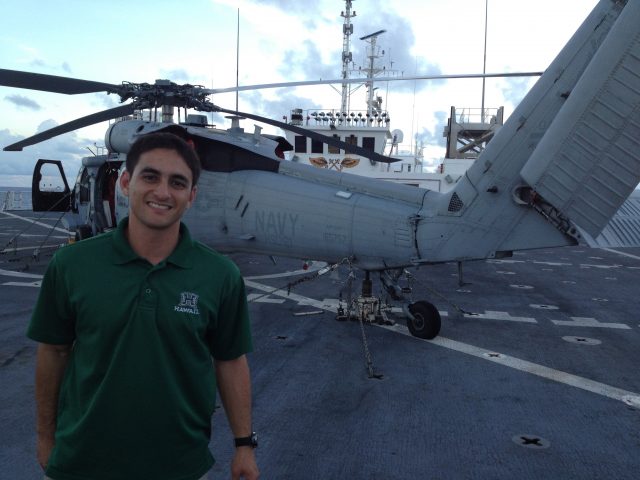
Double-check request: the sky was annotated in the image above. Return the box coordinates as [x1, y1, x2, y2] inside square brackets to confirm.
[0, 0, 600, 187]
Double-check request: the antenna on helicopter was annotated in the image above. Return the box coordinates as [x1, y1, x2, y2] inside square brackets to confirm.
[236, 7, 241, 112]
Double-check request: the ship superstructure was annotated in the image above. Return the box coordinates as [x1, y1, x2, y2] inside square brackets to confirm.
[283, 0, 503, 192]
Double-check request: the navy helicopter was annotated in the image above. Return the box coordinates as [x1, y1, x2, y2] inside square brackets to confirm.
[2, 0, 640, 340]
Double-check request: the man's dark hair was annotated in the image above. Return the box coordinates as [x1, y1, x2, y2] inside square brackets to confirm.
[126, 132, 201, 186]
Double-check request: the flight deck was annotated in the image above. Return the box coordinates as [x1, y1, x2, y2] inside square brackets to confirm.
[1, 210, 639, 479]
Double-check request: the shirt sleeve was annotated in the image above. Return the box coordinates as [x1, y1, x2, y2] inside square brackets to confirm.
[208, 268, 253, 361]
[27, 254, 76, 345]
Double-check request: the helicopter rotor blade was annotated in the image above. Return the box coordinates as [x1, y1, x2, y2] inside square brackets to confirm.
[1, 68, 540, 159]
[4, 103, 136, 151]
[206, 71, 544, 94]
[214, 105, 400, 164]
[0, 68, 121, 95]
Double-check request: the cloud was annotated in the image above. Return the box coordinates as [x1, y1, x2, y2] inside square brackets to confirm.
[0, 174, 31, 188]
[250, 0, 323, 14]
[93, 92, 120, 110]
[253, 0, 440, 97]
[208, 112, 228, 127]
[159, 69, 194, 83]
[349, 6, 441, 93]
[0, 130, 42, 178]
[26, 58, 74, 75]
[414, 110, 448, 149]
[500, 76, 537, 108]
[4, 94, 42, 111]
[30, 58, 46, 68]
[0, 123, 101, 182]
[230, 89, 326, 134]
[36, 119, 59, 133]
[278, 39, 337, 81]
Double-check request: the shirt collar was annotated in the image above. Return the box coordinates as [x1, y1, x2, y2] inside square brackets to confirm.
[112, 217, 194, 268]
[166, 223, 195, 269]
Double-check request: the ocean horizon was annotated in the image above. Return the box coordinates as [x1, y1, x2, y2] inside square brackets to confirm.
[0, 175, 32, 189]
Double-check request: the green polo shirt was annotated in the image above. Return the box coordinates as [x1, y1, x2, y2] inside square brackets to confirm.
[28, 218, 252, 480]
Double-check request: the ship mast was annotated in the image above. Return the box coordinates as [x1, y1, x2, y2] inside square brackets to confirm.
[340, 1, 355, 114]
[360, 29, 386, 117]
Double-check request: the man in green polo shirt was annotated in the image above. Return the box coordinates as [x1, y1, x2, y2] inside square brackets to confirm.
[28, 132, 259, 480]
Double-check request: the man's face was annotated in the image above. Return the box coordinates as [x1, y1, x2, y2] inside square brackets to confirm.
[120, 148, 197, 231]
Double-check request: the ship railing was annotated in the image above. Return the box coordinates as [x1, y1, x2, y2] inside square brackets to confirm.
[1, 190, 31, 211]
[289, 108, 390, 127]
[454, 107, 503, 126]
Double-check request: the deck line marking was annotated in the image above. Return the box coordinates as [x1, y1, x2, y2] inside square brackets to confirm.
[381, 324, 638, 404]
[247, 293, 286, 304]
[0, 268, 44, 279]
[0, 211, 71, 234]
[8, 260, 636, 404]
[463, 311, 536, 323]
[601, 248, 640, 261]
[245, 280, 334, 309]
[2, 244, 63, 253]
[551, 316, 631, 329]
[245, 262, 327, 280]
[245, 280, 638, 404]
[2, 281, 41, 288]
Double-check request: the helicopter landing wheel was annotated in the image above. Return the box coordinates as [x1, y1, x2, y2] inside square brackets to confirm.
[406, 301, 441, 339]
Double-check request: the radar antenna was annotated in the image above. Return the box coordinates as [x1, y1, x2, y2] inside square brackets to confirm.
[360, 29, 387, 117]
[340, 1, 356, 114]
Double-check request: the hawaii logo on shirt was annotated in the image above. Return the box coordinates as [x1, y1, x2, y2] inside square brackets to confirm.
[175, 291, 200, 315]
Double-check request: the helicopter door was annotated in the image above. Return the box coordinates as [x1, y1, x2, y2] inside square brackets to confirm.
[32, 159, 72, 212]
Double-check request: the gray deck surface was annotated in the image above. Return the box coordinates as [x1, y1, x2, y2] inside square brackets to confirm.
[1, 210, 639, 479]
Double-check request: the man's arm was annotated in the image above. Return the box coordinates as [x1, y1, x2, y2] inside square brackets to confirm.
[35, 342, 72, 470]
[215, 355, 259, 480]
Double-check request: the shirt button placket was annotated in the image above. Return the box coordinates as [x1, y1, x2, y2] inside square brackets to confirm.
[141, 270, 157, 309]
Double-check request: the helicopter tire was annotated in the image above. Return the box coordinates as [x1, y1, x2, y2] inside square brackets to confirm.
[406, 301, 441, 339]
[75, 225, 93, 242]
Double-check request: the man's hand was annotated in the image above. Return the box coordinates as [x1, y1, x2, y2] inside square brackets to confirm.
[231, 447, 259, 480]
[37, 433, 55, 470]
[215, 355, 258, 479]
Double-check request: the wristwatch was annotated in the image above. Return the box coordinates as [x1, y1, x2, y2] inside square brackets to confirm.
[234, 432, 258, 448]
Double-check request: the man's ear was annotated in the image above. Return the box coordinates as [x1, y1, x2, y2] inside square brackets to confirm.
[187, 185, 198, 209]
[120, 170, 131, 196]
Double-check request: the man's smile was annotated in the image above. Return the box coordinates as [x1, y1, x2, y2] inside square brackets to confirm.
[147, 201, 172, 210]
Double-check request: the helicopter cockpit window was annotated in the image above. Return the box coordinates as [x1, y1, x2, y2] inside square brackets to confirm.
[196, 139, 280, 174]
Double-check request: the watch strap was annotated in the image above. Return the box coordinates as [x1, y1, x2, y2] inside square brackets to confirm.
[234, 432, 258, 448]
